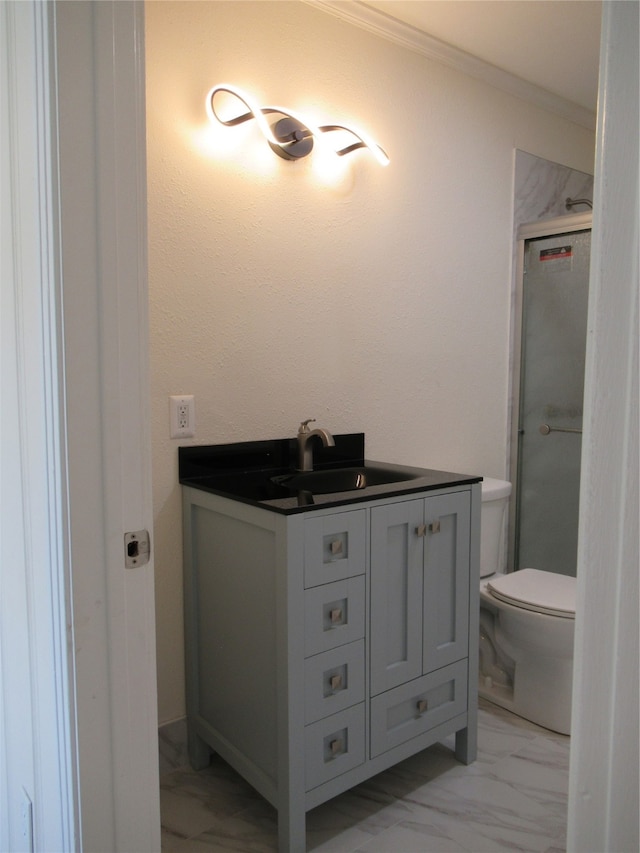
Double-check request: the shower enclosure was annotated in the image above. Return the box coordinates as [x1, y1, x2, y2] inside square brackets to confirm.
[511, 213, 592, 577]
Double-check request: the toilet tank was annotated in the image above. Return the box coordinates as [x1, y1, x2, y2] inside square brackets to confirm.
[480, 478, 511, 578]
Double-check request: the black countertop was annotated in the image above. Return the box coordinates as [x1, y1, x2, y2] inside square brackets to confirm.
[179, 434, 482, 515]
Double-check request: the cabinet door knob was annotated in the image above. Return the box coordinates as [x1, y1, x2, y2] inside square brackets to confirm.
[330, 539, 343, 556]
[429, 520, 441, 534]
[415, 523, 427, 537]
[330, 607, 343, 624]
[329, 738, 343, 755]
[329, 673, 343, 691]
[416, 698, 428, 715]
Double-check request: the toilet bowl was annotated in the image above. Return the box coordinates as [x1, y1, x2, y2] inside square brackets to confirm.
[478, 478, 576, 735]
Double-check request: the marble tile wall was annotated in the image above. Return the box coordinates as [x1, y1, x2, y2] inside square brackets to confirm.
[514, 150, 593, 225]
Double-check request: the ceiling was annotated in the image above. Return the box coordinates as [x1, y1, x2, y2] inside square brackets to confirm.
[360, 1, 601, 112]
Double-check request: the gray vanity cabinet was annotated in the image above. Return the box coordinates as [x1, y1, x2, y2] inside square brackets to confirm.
[183, 482, 479, 852]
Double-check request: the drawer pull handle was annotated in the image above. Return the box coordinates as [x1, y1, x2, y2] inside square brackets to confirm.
[330, 738, 343, 755]
[330, 539, 343, 555]
[330, 607, 343, 624]
[429, 520, 441, 534]
[329, 674, 343, 691]
[417, 698, 428, 715]
[415, 523, 427, 537]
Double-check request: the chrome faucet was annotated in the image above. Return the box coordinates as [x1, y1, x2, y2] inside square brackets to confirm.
[296, 419, 335, 471]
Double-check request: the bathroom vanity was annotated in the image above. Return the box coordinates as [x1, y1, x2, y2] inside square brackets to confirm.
[180, 434, 481, 852]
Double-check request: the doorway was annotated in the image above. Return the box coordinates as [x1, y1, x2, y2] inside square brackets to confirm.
[511, 213, 592, 577]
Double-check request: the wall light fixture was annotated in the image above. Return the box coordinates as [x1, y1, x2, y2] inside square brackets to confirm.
[206, 84, 389, 166]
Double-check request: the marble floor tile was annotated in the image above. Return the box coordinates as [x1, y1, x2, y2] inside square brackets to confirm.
[305, 783, 416, 852]
[161, 757, 263, 841]
[160, 700, 570, 853]
[400, 765, 565, 852]
[162, 800, 279, 853]
[355, 818, 467, 852]
[488, 738, 570, 812]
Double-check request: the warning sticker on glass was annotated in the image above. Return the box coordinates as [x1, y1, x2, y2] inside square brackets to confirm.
[539, 245, 573, 272]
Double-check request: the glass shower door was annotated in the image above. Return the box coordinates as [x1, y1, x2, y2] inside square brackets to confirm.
[516, 229, 591, 576]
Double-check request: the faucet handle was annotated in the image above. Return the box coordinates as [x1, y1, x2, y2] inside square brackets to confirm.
[298, 418, 316, 434]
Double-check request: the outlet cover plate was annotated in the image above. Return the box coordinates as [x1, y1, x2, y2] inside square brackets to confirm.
[169, 395, 195, 438]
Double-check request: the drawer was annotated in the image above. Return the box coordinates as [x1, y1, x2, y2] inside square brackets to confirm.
[305, 704, 365, 791]
[304, 576, 365, 657]
[370, 659, 468, 758]
[304, 510, 366, 588]
[305, 640, 365, 724]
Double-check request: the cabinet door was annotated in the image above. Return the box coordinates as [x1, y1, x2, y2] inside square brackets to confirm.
[370, 499, 424, 695]
[423, 491, 470, 673]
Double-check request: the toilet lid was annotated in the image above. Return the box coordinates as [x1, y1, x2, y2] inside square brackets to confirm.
[487, 568, 576, 618]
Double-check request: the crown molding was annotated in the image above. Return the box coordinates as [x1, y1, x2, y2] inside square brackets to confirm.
[304, 0, 596, 131]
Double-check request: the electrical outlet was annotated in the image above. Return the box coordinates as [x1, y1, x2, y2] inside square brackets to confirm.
[169, 395, 195, 438]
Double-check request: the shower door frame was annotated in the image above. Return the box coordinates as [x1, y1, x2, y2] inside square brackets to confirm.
[508, 211, 592, 573]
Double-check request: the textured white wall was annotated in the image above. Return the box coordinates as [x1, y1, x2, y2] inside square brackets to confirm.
[145, 0, 595, 724]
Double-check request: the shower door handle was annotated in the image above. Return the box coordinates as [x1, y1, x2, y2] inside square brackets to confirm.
[539, 423, 583, 435]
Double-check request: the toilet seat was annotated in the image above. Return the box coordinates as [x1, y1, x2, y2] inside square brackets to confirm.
[487, 568, 576, 619]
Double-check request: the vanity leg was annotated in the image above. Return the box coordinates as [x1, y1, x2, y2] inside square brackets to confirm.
[455, 725, 477, 765]
[187, 728, 211, 771]
[278, 805, 306, 853]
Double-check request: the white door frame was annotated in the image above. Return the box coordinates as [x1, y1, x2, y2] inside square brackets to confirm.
[567, 2, 639, 850]
[1, 2, 78, 848]
[2, 1, 160, 850]
[54, 2, 160, 848]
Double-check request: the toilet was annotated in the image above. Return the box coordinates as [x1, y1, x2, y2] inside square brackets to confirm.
[478, 478, 576, 735]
